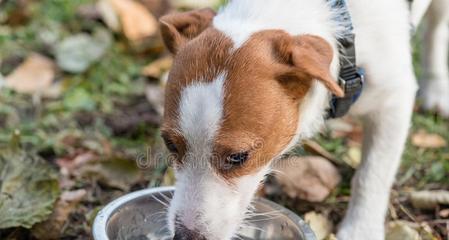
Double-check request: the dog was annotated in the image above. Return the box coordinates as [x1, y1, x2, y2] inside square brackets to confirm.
[158, 0, 449, 239]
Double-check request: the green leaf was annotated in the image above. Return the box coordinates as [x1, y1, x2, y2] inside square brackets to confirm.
[0, 150, 60, 229]
[55, 28, 112, 73]
[63, 88, 96, 111]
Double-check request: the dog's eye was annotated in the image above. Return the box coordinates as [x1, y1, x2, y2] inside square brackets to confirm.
[163, 138, 178, 153]
[226, 151, 249, 166]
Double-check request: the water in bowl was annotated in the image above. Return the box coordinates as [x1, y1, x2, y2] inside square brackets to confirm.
[106, 192, 306, 240]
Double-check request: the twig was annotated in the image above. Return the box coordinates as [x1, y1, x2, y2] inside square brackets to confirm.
[398, 202, 417, 222]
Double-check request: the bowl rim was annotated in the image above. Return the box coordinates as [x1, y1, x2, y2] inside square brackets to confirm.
[92, 186, 316, 240]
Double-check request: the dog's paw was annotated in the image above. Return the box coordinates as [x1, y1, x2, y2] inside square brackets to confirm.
[337, 220, 385, 240]
[420, 79, 449, 117]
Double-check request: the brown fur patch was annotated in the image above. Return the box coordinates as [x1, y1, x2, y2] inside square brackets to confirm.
[215, 31, 304, 179]
[159, 8, 216, 54]
[161, 24, 337, 180]
[161, 28, 233, 164]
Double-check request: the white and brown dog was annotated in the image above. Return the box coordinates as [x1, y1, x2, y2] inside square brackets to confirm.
[158, 0, 449, 239]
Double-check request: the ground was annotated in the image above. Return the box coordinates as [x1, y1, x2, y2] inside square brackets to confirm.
[0, 0, 448, 239]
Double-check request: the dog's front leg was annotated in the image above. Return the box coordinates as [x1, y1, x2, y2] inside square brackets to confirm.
[420, 0, 449, 117]
[337, 86, 417, 240]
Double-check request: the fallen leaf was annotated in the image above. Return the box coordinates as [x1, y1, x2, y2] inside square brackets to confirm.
[141, 55, 172, 79]
[4, 0, 30, 26]
[386, 221, 421, 240]
[411, 130, 447, 149]
[0, 150, 60, 229]
[304, 211, 333, 240]
[77, 157, 141, 191]
[145, 83, 165, 115]
[107, 0, 158, 43]
[104, 97, 161, 135]
[416, 222, 438, 240]
[343, 146, 361, 168]
[410, 190, 449, 209]
[56, 151, 98, 191]
[37, 23, 63, 47]
[97, 0, 121, 32]
[32, 189, 87, 239]
[5, 53, 55, 94]
[139, 0, 172, 18]
[439, 208, 449, 218]
[324, 234, 338, 240]
[77, 4, 102, 21]
[172, 0, 222, 8]
[56, 152, 98, 175]
[274, 156, 341, 202]
[55, 28, 112, 73]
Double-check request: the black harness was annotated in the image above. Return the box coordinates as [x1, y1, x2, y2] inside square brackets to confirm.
[326, 0, 365, 119]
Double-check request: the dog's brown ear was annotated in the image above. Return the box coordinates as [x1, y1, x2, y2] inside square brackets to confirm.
[273, 34, 344, 98]
[159, 8, 216, 54]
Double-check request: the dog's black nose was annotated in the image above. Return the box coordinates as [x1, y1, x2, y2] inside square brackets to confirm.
[173, 224, 206, 240]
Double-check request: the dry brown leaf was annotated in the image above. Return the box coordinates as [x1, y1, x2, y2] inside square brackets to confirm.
[304, 211, 333, 240]
[56, 152, 98, 175]
[386, 221, 421, 240]
[56, 152, 98, 191]
[5, 53, 55, 94]
[439, 208, 449, 218]
[141, 55, 172, 79]
[32, 189, 86, 239]
[417, 223, 438, 240]
[4, 0, 30, 26]
[410, 190, 449, 209]
[106, 0, 158, 42]
[77, 158, 142, 191]
[274, 156, 341, 202]
[411, 130, 447, 149]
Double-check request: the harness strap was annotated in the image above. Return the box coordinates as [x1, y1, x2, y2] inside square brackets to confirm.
[326, 0, 364, 119]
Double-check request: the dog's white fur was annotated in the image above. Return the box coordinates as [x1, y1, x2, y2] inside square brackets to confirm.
[420, 0, 449, 116]
[169, 74, 272, 239]
[168, 0, 449, 239]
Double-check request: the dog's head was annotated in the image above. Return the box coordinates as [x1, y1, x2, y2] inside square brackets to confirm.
[159, 8, 342, 240]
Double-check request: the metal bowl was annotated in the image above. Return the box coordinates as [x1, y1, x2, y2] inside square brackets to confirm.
[93, 186, 316, 240]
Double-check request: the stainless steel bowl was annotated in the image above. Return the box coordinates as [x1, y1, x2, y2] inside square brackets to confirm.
[93, 187, 316, 240]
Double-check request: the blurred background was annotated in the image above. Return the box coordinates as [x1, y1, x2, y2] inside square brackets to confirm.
[0, 0, 448, 239]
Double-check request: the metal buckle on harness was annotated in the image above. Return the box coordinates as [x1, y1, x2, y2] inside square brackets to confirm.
[339, 66, 364, 97]
[327, 67, 365, 119]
